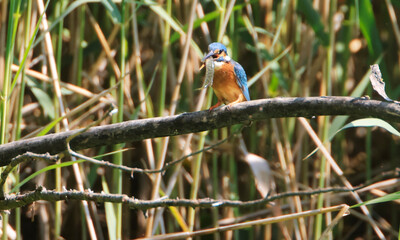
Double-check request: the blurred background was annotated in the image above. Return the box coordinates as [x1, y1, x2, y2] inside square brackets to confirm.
[1, 0, 399, 239]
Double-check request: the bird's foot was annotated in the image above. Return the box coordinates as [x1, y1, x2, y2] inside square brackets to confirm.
[226, 101, 241, 110]
[208, 102, 222, 111]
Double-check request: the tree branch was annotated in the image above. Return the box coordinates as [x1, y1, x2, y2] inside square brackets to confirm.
[1, 96, 399, 164]
[0, 185, 365, 211]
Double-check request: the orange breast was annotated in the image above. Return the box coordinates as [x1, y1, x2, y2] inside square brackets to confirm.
[212, 64, 245, 104]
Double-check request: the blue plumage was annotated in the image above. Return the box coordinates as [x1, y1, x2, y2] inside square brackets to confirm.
[233, 61, 251, 101]
[208, 42, 227, 54]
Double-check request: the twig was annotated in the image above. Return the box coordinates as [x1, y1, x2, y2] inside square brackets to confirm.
[0, 152, 58, 199]
[0, 185, 367, 211]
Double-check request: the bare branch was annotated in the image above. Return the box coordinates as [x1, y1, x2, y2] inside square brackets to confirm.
[0, 185, 365, 211]
[0, 96, 399, 164]
[63, 124, 244, 176]
[0, 153, 58, 198]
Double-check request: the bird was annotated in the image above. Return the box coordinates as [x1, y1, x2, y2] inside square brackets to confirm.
[201, 42, 250, 110]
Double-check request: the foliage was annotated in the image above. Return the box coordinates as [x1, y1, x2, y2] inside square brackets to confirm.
[0, 0, 399, 239]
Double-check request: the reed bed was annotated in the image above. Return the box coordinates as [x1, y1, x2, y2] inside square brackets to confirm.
[0, 0, 399, 239]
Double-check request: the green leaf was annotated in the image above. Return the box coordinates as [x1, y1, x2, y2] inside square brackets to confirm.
[93, 148, 130, 159]
[248, 46, 291, 88]
[101, 0, 121, 24]
[334, 118, 400, 137]
[170, 10, 220, 44]
[143, 0, 185, 36]
[351, 191, 400, 208]
[102, 175, 117, 240]
[296, 0, 329, 46]
[36, 116, 65, 136]
[60, 87, 73, 95]
[27, 79, 55, 119]
[11, 160, 85, 193]
[305, 117, 399, 160]
[141, 1, 202, 57]
[34, 0, 100, 47]
[11, 0, 50, 92]
[359, 0, 383, 59]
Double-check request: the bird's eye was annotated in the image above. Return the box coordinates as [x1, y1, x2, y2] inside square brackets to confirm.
[219, 49, 223, 54]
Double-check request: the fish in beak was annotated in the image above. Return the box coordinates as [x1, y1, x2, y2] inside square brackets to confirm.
[200, 50, 216, 70]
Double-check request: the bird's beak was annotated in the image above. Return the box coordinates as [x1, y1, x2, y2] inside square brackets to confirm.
[200, 50, 216, 70]
[202, 51, 215, 62]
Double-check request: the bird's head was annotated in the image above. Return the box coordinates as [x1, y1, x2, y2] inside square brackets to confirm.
[200, 42, 229, 70]
[202, 42, 228, 62]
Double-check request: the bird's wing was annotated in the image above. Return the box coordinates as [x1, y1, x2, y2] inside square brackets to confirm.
[232, 60, 251, 101]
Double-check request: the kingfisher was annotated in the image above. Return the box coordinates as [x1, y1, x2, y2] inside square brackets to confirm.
[201, 42, 250, 110]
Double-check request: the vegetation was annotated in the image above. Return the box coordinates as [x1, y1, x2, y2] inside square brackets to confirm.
[0, 0, 399, 239]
